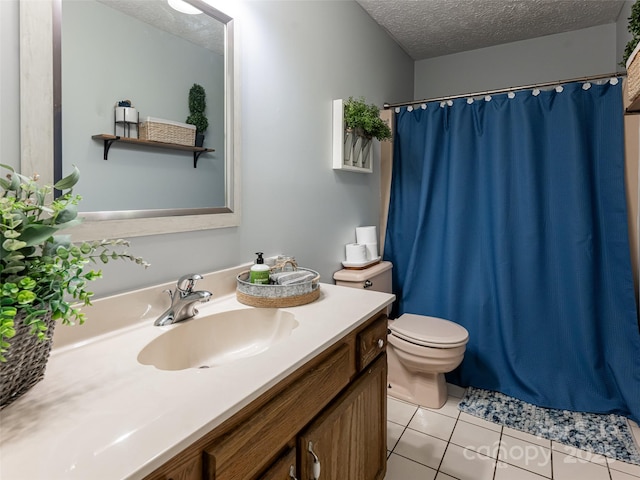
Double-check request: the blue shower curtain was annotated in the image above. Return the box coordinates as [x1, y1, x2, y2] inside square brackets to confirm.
[384, 81, 640, 422]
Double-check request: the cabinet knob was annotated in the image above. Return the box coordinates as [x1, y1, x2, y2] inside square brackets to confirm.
[289, 464, 298, 480]
[308, 441, 321, 479]
[377, 338, 384, 349]
[364, 280, 373, 289]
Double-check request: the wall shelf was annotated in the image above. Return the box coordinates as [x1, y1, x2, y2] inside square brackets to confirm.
[332, 99, 373, 173]
[91, 134, 214, 168]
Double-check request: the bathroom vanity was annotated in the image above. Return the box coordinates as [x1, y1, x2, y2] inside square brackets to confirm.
[0, 264, 395, 480]
[147, 311, 389, 480]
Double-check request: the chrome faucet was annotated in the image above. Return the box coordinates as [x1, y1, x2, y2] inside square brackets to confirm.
[154, 273, 212, 326]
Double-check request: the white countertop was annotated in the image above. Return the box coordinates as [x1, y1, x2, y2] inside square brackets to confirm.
[0, 280, 394, 480]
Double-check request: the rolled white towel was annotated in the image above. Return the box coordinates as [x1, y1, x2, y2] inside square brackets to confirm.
[270, 271, 316, 286]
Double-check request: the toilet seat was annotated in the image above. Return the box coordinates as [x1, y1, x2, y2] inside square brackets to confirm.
[389, 314, 469, 348]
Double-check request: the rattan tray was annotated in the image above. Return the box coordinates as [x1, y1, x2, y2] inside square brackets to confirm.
[236, 268, 320, 308]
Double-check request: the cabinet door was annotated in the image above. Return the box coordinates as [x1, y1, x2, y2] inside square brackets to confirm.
[298, 354, 387, 480]
[258, 448, 297, 480]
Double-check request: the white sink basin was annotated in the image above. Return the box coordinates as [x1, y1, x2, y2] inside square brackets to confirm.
[137, 308, 299, 371]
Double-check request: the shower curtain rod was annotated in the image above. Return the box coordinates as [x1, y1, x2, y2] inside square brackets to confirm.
[383, 71, 627, 109]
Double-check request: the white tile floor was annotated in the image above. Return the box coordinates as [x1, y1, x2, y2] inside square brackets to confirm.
[385, 386, 640, 480]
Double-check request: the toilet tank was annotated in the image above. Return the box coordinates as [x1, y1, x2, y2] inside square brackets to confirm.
[333, 261, 393, 294]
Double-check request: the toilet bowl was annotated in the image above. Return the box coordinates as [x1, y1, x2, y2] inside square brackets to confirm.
[333, 261, 469, 409]
[387, 313, 468, 408]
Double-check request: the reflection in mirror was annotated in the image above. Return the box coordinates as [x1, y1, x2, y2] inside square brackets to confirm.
[18, 0, 240, 240]
[60, 0, 227, 213]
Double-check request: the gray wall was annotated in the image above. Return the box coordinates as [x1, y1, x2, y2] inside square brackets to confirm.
[414, 23, 619, 100]
[62, 0, 226, 211]
[4, 1, 633, 299]
[3, 0, 414, 296]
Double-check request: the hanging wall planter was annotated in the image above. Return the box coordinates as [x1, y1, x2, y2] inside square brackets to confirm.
[627, 41, 640, 106]
[332, 98, 391, 173]
[623, 0, 640, 107]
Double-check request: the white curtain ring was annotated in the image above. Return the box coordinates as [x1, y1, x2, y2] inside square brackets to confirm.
[507, 92, 515, 99]
[421, 103, 427, 109]
[484, 95, 492, 102]
[407, 105, 414, 112]
[555, 86, 564, 93]
[582, 82, 591, 90]
[532, 89, 541, 96]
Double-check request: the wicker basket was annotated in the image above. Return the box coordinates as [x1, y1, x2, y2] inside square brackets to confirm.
[627, 42, 640, 105]
[0, 310, 55, 408]
[139, 117, 196, 146]
[236, 268, 320, 308]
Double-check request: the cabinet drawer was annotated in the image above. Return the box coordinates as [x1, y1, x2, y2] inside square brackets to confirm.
[357, 314, 387, 371]
[204, 343, 352, 480]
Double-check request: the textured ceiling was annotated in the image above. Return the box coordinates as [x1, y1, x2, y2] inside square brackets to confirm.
[356, 0, 626, 60]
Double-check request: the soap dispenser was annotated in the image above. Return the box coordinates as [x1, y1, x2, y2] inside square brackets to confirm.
[250, 252, 270, 284]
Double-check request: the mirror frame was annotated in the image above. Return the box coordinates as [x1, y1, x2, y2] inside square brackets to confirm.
[20, 0, 241, 241]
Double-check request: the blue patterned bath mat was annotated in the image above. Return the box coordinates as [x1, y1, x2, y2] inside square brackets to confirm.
[458, 387, 640, 466]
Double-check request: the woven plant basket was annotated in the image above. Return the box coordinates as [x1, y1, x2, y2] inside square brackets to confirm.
[139, 118, 196, 146]
[627, 42, 640, 105]
[0, 310, 55, 408]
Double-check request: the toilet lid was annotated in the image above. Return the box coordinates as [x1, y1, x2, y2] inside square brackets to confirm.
[389, 314, 469, 348]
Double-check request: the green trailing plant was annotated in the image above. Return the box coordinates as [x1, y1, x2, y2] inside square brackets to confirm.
[622, 0, 640, 66]
[343, 96, 392, 141]
[0, 164, 149, 361]
[186, 83, 209, 134]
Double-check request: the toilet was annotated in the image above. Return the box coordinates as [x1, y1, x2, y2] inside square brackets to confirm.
[333, 261, 469, 409]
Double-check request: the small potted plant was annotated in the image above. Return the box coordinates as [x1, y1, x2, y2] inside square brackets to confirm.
[186, 83, 209, 147]
[343, 97, 392, 168]
[0, 164, 148, 407]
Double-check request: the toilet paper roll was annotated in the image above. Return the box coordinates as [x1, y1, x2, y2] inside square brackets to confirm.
[356, 226, 378, 245]
[363, 242, 378, 260]
[345, 243, 368, 263]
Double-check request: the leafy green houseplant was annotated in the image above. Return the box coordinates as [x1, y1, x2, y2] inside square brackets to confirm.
[0, 164, 148, 406]
[622, 0, 640, 66]
[342, 97, 392, 170]
[343, 96, 392, 142]
[186, 83, 209, 147]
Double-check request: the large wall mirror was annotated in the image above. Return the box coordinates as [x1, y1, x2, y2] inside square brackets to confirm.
[20, 0, 240, 241]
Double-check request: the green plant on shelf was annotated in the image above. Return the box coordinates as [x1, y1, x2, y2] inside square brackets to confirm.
[343, 96, 391, 141]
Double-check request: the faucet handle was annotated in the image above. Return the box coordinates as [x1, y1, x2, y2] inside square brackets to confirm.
[177, 273, 203, 294]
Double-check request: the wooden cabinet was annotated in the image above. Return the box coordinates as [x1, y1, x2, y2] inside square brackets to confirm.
[298, 354, 387, 480]
[357, 314, 388, 371]
[144, 310, 388, 480]
[258, 448, 297, 480]
[203, 344, 352, 480]
[154, 452, 202, 480]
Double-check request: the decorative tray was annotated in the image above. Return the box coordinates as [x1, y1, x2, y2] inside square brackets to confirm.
[236, 267, 321, 308]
